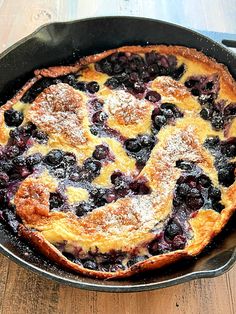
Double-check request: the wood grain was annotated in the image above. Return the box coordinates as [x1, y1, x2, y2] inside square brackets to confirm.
[0, 254, 235, 314]
[0, 0, 235, 313]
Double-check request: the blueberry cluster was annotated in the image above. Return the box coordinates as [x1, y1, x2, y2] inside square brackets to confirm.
[75, 172, 151, 218]
[61, 250, 127, 272]
[4, 109, 23, 127]
[204, 136, 236, 187]
[0, 123, 47, 182]
[95, 51, 185, 94]
[199, 100, 236, 131]
[148, 161, 225, 256]
[21, 75, 100, 103]
[184, 75, 219, 104]
[174, 161, 224, 212]
[151, 103, 183, 133]
[89, 99, 123, 140]
[0, 122, 48, 233]
[185, 75, 236, 131]
[124, 134, 156, 168]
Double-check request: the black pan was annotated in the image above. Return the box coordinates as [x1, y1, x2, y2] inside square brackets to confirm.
[0, 16, 235, 292]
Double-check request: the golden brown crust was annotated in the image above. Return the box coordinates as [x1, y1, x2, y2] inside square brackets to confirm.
[18, 224, 188, 279]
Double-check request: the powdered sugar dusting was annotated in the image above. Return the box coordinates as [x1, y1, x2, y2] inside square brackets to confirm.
[105, 90, 149, 124]
[152, 76, 191, 100]
[143, 126, 207, 196]
[27, 83, 88, 145]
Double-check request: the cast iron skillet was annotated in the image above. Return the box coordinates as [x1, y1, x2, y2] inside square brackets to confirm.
[0, 16, 235, 292]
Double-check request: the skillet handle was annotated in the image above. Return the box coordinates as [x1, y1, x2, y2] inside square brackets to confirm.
[196, 30, 236, 52]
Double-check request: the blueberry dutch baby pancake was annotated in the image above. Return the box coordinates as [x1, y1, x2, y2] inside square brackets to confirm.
[0, 45, 235, 279]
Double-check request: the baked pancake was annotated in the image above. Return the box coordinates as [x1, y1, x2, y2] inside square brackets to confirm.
[0, 45, 235, 279]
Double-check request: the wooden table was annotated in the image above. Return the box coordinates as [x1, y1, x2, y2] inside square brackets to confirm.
[0, 1, 235, 313]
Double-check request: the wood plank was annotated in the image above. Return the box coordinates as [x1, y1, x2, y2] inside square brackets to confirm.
[56, 267, 236, 314]
[0, 255, 10, 311]
[1, 260, 60, 314]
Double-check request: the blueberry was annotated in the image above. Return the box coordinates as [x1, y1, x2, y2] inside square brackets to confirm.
[91, 99, 103, 111]
[224, 103, 236, 117]
[200, 107, 212, 120]
[177, 183, 190, 196]
[92, 111, 108, 124]
[133, 81, 145, 93]
[208, 187, 221, 201]
[154, 115, 167, 130]
[54, 168, 66, 178]
[218, 163, 235, 187]
[125, 139, 141, 152]
[75, 202, 94, 217]
[22, 122, 36, 135]
[32, 130, 48, 143]
[145, 91, 161, 102]
[204, 136, 220, 150]
[86, 81, 99, 94]
[0, 172, 9, 188]
[69, 169, 81, 182]
[198, 175, 211, 188]
[185, 79, 199, 88]
[139, 135, 155, 147]
[127, 256, 146, 267]
[160, 103, 183, 119]
[4, 109, 24, 127]
[49, 192, 64, 209]
[203, 81, 214, 91]
[172, 64, 186, 80]
[191, 88, 200, 96]
[26, 153, 42, 167]
[172, 235, 186, 250]
[221, 138, 236, 158]
[12, 156, 26, 167]
[2, 210, 19, 234]
[176, 160, 194, 171]
[6, 146, 20, 158]
[63, 74, 76, 86]
[83, 260, 98, 270]
[105, 193, 116, 203]
[110, 171, 123, 185]
[165, 220, 182, 240]
[188, 188, 201, 198]
[145, 51, 158, 65]
[0, 189, 8, 206]
[113, 63, 123, 74]
[9, 128, 20, 139]
[211, 115, 224, 130]
[62, 252, 81, 265]
[186, 192, 204, 210]
[0, 161, 13, 174]
[129, 180, 150, 195]
[74, 81, 87, 91]
[129, 72, 139, 82]
[90, 125, 99, 135]
[98, 59, 113, 75]
[105, 77, 120, 89]
[45, 149, 63, 166]
[212, 202, 225, 213]
[63, 152, 76, 165]
[84, 158, 101, 175]
[92, 145, 109, 160]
